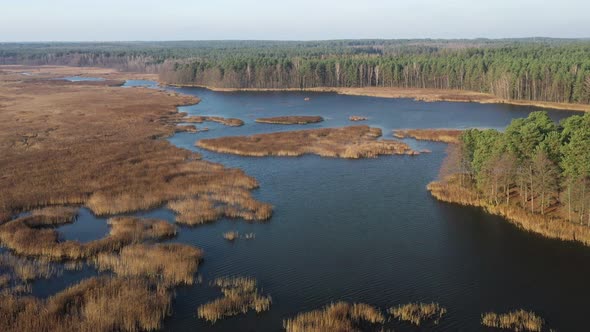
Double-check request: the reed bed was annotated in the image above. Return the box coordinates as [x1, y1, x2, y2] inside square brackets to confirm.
[94, 243, 202, 286]
[348, 116, 368, 121]
[393, 128, 463, 144]
[0, 252, 60, 282]
[0, 276, 171, 332]
[255, 116, 324, 125]
[197, 276, 271, 323]
[175, 124, 199, 133]
[197, 125, 418, 159]
[183, 115, 244, 127]
[283, 302, 385, 332]
[223, 231, 239, 241]
[0, 71, 268, 226]
[428, 178, 590, 246]
[481, 310, 544, 331]
[388, 302, 447, 326]
[0, 215, 176, 260]
[167, 190, 273, 225]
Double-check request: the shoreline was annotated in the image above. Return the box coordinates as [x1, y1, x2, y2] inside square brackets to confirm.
[428, 179, 590, 247]
[165, 83, 590, 113]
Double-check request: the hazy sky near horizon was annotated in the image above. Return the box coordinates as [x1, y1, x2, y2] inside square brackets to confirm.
[2, 0, 589, 41]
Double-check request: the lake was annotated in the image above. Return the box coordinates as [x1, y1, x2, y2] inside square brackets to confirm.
[47, 81, 590, 331]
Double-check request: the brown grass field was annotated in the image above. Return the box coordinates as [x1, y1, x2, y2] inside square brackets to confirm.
[197, 276, 271, 323]
[283, 302, 385, 332]
[255, 116, 324, 125]
[481, 309, 544, 331]
[0, 65, 270, 222]
[393, 129, 463, 144]
[388, 302, 447, 326]
[197, 125, 420, 159]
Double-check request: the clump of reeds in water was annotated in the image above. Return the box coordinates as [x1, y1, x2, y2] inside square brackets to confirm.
[197, 276, 271, 323]
[393, 128, 463, 144]
[283, 301, 385, 332]
[223, 231, 239, 241]
[197, 125, 418, 159]
[349, 115, 368, 121]
[167, 189, 273, 226]
[388, 302, 447, 326]
[481, 310, 544, 332]
[94, 243, 202, 286]
[182, 115, 244, 127]
[255, 116, 324, 125]
[0, 276, 172, 332]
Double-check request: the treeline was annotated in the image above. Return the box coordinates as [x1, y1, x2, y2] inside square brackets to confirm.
[444, 111, 590, 225]
[1, 39, 590, 104]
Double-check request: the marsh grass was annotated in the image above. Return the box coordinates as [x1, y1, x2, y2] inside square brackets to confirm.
[481, 310, 544, 332]
[0, 252, 60, 282]
[349, 116, 368, 121]
[197, 276, 271, 323]
[393, 129, 463, 144]
[167, 190, 272, 225]
[0, 276, 171, 332]
[255, 116, 324, 125]
[223, 231, 239, 241]
[0, 215, 176, 260]
[197, 126, 418, 159]
[183, 116, 244, 127]
[95, 243, 202, 286]
[388, 302, 447, 326]
[283, 302, 385, 332]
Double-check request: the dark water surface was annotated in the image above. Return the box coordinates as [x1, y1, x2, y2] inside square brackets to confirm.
[48, 81, 590, 331]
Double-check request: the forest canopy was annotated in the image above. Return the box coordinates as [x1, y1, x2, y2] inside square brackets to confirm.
[2, 39, 590, 104]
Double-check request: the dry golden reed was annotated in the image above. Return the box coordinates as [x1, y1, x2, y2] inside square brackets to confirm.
[0, 214, 176, 260]
[0, 276, 171, 332]
[393, 129, 463, 144]
[197, 276, 271, 323]
[183, 115, 244, 127]
[94, 243, 202, 286]
[283, 302, 385, 332]
[481, 309, 544, 332]
[197, 125, 419, 159]
[388, 302, 447, 326]
[223, 231, 239, 241]
[255, 116, 324, 125]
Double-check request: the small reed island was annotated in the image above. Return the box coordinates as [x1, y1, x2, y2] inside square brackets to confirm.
[349, 115, 368, 121]
[393, 128, 463, 144]
[255, 115, 324, 125]
[196, 125, 421, 159]
[183, 115, 244, 127]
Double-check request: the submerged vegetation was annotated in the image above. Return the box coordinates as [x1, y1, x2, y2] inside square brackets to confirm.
[255, 116, 324, 125]
[481, 310, 544, 332]
[393, 128, 463, 144]
[388, 302, 447, 326]
[197, 276, 271, 323]
[430, 111, 590, 245]
[283, 302, 385, 332]
[197, 125, 418, 159]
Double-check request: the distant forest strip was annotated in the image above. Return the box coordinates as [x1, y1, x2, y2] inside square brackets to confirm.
[1, 39, 590, 104]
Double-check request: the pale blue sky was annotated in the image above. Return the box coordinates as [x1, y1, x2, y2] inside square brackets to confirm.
[2, 0, 589, 41]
